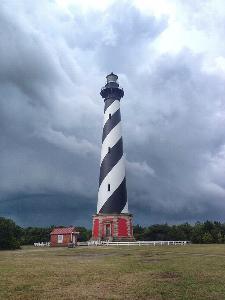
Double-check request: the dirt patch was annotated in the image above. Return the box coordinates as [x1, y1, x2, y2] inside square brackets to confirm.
[141, 258, 168, 263]
[56, 253, 116, 258]
[155, 271, 181, 280]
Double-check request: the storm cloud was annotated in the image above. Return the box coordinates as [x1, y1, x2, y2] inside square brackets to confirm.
[0, 0, 225, 227]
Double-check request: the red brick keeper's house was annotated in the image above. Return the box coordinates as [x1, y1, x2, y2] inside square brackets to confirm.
[50, 227, 79, 247]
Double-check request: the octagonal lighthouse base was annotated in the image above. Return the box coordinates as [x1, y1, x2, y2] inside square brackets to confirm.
[91, 213, 135, 241]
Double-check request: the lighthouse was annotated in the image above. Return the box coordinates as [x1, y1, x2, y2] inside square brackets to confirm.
[92, 73, 134, 241]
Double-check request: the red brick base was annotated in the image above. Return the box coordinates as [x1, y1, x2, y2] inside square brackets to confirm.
[91, 213, 135, 241]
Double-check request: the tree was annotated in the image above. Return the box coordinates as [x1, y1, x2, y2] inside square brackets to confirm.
[148, 224, 171, 241]
[0, 217, 22, 250]
[202, 232, 214, 244]
[76, 227, 92, 241]
[133, 224, 144, 240]
[217, 232, 224, 244]
[191, 222, 204, 243]
[21, 226, 53, 245]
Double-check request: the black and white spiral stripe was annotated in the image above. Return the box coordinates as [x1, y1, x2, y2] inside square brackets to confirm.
[97, 98, 128, 214]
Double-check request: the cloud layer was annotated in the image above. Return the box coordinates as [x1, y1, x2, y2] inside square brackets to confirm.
[1, 0, 225, 227]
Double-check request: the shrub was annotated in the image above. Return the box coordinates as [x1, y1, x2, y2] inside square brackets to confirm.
[0, 217, 22, 250]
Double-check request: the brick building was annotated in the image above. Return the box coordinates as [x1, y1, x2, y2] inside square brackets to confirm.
[50, 227, 79, 247]
[92, 213, 133, 241]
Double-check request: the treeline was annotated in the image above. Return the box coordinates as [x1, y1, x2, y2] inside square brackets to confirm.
[133, 221, 225, 243]
[0, 217, 91, 250]
[1, 217, 225, 250]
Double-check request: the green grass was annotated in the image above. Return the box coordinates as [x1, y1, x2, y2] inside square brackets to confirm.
[0, 244, 225, 299]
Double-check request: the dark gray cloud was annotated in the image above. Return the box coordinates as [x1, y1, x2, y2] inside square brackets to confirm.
[0, 0, 225, 227]
[125, 51, 225, 225]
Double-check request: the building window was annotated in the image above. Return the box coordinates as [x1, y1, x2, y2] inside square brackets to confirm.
[57, 235, 63, 243]
[108, 147, 111, 153]
[108, 184, 110, 191]
[109, 113, 111, 119]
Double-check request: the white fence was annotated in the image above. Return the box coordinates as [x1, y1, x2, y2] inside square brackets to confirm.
[87, 240, 190, 246]
[33, 241, 190, 247]
[33, 242, 50, 247]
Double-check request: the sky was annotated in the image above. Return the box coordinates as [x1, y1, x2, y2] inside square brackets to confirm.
[1, 0, 225, 227]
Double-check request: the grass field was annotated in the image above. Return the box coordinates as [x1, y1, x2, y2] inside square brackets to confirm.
[0, 245, 225, 300]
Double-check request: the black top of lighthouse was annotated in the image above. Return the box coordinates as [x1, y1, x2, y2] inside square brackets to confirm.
[100, 72, 124, 101]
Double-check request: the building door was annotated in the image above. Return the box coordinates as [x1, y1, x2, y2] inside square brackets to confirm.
[57, 235, 63, 244]
[105, 224, 111, 237]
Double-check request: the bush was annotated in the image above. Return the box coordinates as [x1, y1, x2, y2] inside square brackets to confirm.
[0, 217, 22, 250]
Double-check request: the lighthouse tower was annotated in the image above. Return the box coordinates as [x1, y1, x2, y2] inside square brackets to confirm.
[92, 73, 134, 241]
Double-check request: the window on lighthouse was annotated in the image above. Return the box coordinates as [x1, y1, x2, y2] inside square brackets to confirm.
[109, 113, 111, 119]
[108, 184, 110, 191]
[108, 147, 111, 153]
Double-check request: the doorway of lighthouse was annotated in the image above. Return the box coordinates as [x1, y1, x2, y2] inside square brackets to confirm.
[105, 224, 111, 237]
